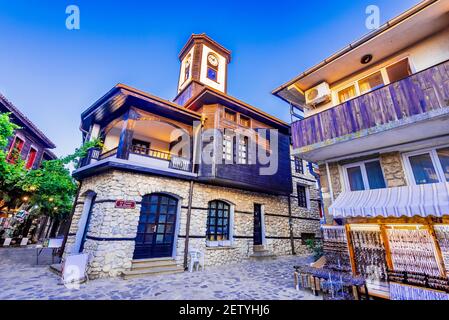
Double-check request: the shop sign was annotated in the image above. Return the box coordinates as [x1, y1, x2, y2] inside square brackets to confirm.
[115, 200, 136, 209]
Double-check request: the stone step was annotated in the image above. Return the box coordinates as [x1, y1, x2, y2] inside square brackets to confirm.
[250, 251, 277, 260]
[253, 245, 266, 252]
[123, 266, 185, 279]
[131, 259, 178, 270]
[49, 263, 63, 276]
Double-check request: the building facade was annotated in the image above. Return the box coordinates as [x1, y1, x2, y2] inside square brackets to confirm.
[63, 34, 321, 279]
[0, 94, 57, 241]
[273, 0, 449, 299]
[0, 94, 56, 169]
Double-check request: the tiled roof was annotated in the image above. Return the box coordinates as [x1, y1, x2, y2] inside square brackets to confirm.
[0, 93, 56, 149]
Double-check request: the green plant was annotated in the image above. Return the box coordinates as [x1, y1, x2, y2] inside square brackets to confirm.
[305, 239, 323, 260]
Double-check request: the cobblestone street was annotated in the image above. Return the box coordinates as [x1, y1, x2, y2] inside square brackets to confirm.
[0, 248, 319, 300]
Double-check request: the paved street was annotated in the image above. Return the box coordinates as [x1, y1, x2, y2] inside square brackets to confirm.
[0, 248, 319, 300]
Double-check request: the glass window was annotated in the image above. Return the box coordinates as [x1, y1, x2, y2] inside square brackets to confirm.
[338, 85, 356, 103]
[224, 109, 236, 122]
[358, 71, 385, 94]
[207, 67, 218, 81]
[7, 136, 25, 163]
[347, 166, 365, 191]
[239, 115, 250, 127]
[365, 160, 386, 189]
[294, 157, 304, 174]
[346, 160, 386, 191]
[207, 201, 230, 241]
[386, 59, 411, 83]
[223, 133, 233, 162]
[437, 148, 449, 182]
[297, 185, 308, 208]
[238, 136, 249, 164]
[409, 153, 439, 185]
[26, 148, 38, 169]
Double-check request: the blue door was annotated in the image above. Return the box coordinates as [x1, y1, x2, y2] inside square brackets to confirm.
[133, 194, 178, 259]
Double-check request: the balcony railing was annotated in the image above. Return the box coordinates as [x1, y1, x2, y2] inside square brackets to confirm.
[130, 145, 192, 172]
[292, 59, 449, 150]
[78, 145, 193, 173]
[130, 145, 171, 160]
[99, 147, 118, 160]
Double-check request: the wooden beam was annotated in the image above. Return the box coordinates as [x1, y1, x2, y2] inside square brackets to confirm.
[345, 224, 357, 276]
[427, 224, 447, 277]
[116, 109, 138, 160]
[379, 224, 394, 271]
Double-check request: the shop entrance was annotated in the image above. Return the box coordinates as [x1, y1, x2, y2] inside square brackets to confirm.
[133, 194, 178, 260]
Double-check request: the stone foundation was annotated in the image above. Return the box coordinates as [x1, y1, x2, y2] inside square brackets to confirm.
[64, 170, 321, 279]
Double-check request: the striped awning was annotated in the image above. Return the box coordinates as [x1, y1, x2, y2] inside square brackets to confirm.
[329, 182, 449, 218]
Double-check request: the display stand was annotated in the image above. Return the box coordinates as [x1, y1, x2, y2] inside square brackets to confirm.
[338, 220, 449, 300]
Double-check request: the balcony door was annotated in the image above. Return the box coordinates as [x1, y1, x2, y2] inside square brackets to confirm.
[134, 194, 178, 260]
[254, 204, 264, 246]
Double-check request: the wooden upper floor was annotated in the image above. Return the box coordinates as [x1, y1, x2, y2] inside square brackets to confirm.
[75, 84, 292, 195]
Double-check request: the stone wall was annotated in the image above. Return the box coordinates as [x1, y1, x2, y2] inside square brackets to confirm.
[64, 169, 321, 279]
[380, 152, 408, 188]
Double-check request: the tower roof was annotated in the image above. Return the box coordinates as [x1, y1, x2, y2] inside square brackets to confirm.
[179, 33, 232, 62]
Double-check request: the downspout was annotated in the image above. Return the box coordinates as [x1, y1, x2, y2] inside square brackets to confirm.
[325, 162, 335, 203]
[287, 195, 296, 255]
[183, 118, 203, 269]
[308, 162, 326, 225]
[183, 181, 194, 270]
[59, 181, 83, 258]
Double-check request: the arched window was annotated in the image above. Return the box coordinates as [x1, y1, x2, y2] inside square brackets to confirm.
[207, 200, 230, 241]
[184, 54, 191, 82]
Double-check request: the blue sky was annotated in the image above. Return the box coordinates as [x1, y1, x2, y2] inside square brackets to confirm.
[0, 0, 420, 156]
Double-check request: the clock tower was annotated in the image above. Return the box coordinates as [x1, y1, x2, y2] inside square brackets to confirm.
[175, 34, 231, 105]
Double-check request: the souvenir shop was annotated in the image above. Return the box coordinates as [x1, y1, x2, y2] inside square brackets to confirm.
[319, 219, 449, 300]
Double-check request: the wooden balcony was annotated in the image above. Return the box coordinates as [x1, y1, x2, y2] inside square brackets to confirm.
[292, 60, 449, 162]
[78, 145, 193, 173]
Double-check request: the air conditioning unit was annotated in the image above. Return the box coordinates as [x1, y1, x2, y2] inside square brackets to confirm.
[305, 82, 331, 107]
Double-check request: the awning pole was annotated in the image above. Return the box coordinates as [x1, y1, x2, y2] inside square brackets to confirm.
[326, 162, 335, 203]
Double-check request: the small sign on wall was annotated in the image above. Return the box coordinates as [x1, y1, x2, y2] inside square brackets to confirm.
[115, 200, 136, 209]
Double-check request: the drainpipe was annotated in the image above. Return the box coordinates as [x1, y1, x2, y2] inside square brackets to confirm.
[287, 195, 296, 255]
[183, 180, 194, 270]
[183, 119, 202, 270]
[325, 162, 335, 203]
[60, 181, 83, 258]
[308, 162, 326, 225]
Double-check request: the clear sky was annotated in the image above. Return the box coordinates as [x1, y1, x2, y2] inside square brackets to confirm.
[0, 0, 420, 157]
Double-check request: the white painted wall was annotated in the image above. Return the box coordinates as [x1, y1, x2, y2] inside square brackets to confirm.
[178, 46, 195, 93]
[199, 44, 227, 93]
[103, 127, 121, 151]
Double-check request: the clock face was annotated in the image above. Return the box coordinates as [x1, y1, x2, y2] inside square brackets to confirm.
[208, 54, 219, 67]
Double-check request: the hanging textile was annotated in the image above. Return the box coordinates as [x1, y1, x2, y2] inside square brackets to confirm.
[434, 225, 449, 274]
[350, 225, 388, 281]
[387, 228, 441, 277]
[322, 226, 352, 273]
[390, 283, 449, 300]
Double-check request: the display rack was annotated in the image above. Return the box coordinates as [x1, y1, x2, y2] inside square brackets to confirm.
[386, 226, 441, 277]
[349, 224, 388, 281]
[322, 226, 352, 273]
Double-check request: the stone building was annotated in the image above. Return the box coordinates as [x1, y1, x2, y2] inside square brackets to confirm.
[63, 34, 321, 279]
[273, 0, 449, 299]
